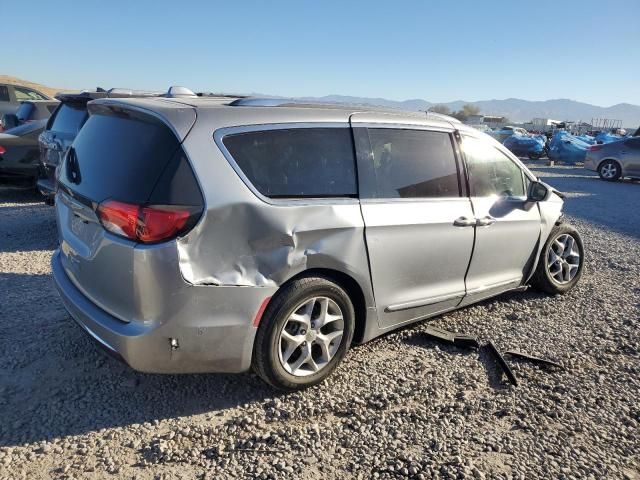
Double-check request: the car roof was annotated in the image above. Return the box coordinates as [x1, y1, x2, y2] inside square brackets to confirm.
[88, 95, 465, 132]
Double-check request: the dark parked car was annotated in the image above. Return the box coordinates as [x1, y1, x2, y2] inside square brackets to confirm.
[0, 83, 53, 119]
[0, 100, 59, 131]
[38, 88, 168, 204]
[0, 119, 48, 187]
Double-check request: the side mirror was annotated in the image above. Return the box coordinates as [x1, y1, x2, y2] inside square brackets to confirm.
[528, 181, 549, 202]
[1, 113, 19, 131]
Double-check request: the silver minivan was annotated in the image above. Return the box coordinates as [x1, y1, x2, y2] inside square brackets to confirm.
[52, 91, 584, 390]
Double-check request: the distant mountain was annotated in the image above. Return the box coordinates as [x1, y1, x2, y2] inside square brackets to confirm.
[0, 75, 74, 98]
[298, 95, 640, 128]
[4, 75, 638, 128]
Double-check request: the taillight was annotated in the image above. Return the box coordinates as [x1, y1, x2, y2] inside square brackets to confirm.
[0, 145, 6, 155]
[588, 145, 602, 151]
[97, 200, 196, 243]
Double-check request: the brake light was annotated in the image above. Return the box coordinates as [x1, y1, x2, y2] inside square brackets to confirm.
[97, 200, 193, 243]
[0, 145, 5, 155]
[588, 145, 603, 151]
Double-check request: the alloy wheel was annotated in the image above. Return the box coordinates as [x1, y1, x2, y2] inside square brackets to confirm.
[278, 296, 344, 377]
[546, 233, 581, 284]
[600, 162, 618, 179]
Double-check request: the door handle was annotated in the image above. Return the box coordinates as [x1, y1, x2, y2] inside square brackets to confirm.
[476, 216, 496, 226]
[453, 216, 476, 227]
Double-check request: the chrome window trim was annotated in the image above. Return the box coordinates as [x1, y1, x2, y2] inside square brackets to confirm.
[351, 121, 454, 133]
[213, 122, 360, 206]
[359, 196, 470, 205]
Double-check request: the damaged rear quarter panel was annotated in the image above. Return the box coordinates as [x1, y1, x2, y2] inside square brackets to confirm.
[177, 200, 370, 289]
[175, 112, 376, 317]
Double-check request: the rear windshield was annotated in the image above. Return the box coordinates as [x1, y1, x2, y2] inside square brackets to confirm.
[50, 103, 88, 135]
[59, 110, 182, 204]
[16, 103, 34, 122]
[222, 127, 357, 198]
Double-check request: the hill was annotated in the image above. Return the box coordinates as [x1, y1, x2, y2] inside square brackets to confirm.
[0, 75, 72, 98]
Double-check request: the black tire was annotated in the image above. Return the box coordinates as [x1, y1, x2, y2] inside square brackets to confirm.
[530, 223, 584, 295]
[598, 159, 622, 181]
[252, 275, 355, 391]
[528, 152, 542, 160]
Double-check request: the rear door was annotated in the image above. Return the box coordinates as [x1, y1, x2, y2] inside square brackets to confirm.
[458, 134, 541, 305]
[352, 118, 475, 329]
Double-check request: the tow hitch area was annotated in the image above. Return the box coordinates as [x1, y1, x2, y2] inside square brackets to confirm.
[422, 326, 562, 387]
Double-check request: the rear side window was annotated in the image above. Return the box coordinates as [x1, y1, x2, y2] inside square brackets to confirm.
[0, 86, 9, 102]
[364, 128, 460, 199]
[50, 103, 88, 135]
[59, 111, 192, 204]
[222, 128, 357, 198]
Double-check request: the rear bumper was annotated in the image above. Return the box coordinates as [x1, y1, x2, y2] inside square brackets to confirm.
[52, 249, 270, 374]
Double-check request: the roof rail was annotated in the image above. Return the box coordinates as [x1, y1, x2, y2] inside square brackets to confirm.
[166, 86, 198, 98]
[196, 92, 247, 98]
[229, 97, 293, 107]
[107, 88, 164, 98]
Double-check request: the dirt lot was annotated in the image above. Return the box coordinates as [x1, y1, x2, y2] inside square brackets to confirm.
[1, 163, 639, 480]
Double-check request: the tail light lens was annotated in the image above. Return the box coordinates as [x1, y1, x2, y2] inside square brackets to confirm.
[0, 145, 5, 155]
[588, 145, 602, 151]
[97, 200, 197, 243]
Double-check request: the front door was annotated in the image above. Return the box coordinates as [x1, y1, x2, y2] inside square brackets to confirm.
[458, 135, 541, 305]
[352, 120, 475, 329]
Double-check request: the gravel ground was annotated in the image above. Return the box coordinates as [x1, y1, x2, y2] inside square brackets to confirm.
[0, 164, 639, 480]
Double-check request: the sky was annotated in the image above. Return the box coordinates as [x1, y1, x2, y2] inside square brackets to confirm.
[3, 0, 639, 106]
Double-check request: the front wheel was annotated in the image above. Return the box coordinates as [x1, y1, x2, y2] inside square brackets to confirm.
[252, 276, 355, 391]
[530, 224, 584, 294]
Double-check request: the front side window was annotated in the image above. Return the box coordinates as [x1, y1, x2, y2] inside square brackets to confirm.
[222, 127, 357, 198]
[462, 136, 525, 197]
[365, 128, 459, 199]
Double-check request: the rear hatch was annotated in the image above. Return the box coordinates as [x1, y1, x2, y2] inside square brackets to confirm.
[55, 102, 202, 323]
[38, 101, 88, 190]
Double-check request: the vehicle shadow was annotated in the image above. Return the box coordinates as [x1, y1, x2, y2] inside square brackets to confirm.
[531, 171, 640, 240]
[0, 273, 280, 448]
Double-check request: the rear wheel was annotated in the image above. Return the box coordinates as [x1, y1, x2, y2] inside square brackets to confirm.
[531, 224, 584, 294]
[598, 159, 621, 181]
[252, 276, 355, 390]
